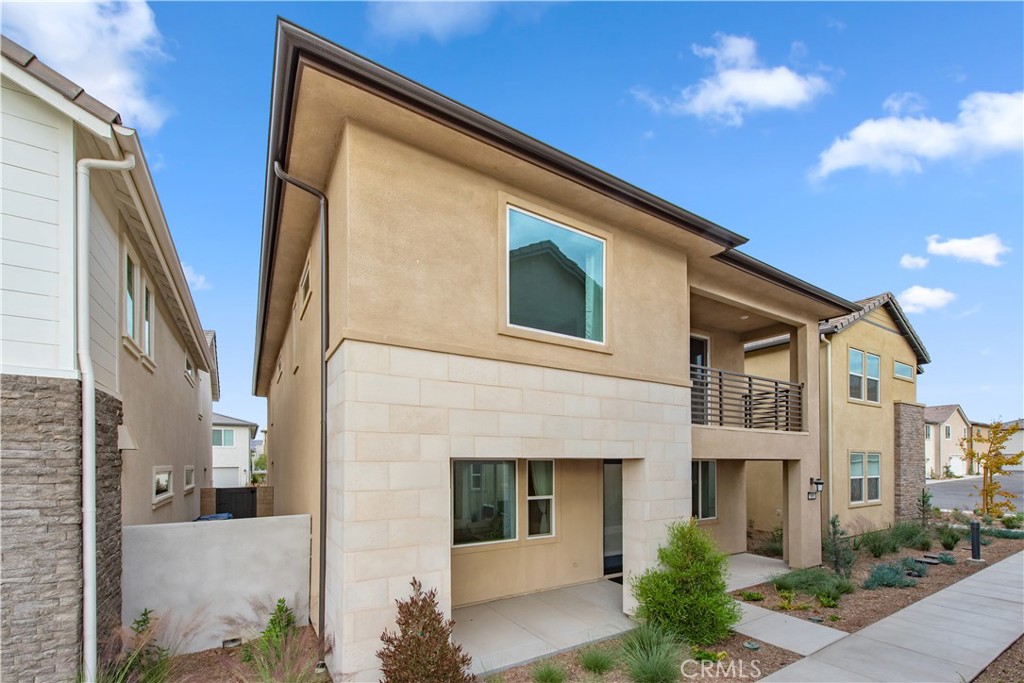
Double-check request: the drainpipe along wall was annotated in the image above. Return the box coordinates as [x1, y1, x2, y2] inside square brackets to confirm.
[78, 152, 136, 682]
[272, 161, 328, 637]
[820, 333, 833, 521]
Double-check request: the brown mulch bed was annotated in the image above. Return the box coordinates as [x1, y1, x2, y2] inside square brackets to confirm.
[731, 535, 1023, 634]
[974, 635, 1024, 683]
[489, 631, 799, 682]
[167, 626, 331, 682]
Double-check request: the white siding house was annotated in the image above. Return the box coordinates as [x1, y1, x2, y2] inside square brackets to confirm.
[211, 413, 259, 487]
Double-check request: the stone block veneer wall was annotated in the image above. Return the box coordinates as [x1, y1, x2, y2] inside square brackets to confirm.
[323, 340, 691, 681]
[894, 401, 925, 522]
[1, 375, 123, 682]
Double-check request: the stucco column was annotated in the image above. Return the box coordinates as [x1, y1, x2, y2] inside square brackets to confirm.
[783, 458, 821, 568]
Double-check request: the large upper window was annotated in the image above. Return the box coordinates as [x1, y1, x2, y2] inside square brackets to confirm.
[850, 452, 881, 503]
[213, 428, 235, 447]
[527, 460, 554, 537]
[691, 460, 717, 520]
[849, 349, 880, 402]
[507, 207, 605, 343]
[453, 460, 516, 545]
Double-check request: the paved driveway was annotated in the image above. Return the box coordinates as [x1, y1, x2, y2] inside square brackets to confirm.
[927, 471, 1023, 511]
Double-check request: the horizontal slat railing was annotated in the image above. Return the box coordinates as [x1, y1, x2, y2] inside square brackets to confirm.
[690, 365, 803, 432]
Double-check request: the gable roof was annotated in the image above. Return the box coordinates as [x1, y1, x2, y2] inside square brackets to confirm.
[925, 404, 969, 425]
[1, 34, 215, 377]
[821, 292, 930, 367]
[253, 18, 857, 393]
[212, 412, 259, 438]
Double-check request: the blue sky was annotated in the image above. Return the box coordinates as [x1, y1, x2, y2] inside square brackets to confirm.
[4, 2, 1022, 428]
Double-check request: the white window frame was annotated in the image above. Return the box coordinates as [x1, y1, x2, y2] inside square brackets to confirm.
[184, 465, 195, 493]
[451, 459, 518, 548]
[893, 360, 914, 381]
[925, 424, 932, 439]
[184, 356, 196, 386]
[152, 466, 173, 507]
[692, 460, 717, 521]
[850, 452, 882, 504]
[945, 425, 952, 440]
[526, 459, 555, 539]
[848, 348, 880, 403]
[213, 428, 235, 448]
[504, 204, 608, 347]
[470, 462, 483, 491]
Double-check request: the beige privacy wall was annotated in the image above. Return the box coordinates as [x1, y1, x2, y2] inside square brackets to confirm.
[324, 339, 691, 681]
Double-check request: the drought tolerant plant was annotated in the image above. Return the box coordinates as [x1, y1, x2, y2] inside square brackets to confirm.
[378, 578, 473, 683]
[84, 608, 174, 683]
[620, 623, 680, 683]
[578, 646, 616, 675]
[240, 598, 329, 683]
[863, 562, 917, 589]
[690, 647, 726, 662]
[937, 525, 963, 550]
[771, 568, 854, 598]
[962, 421, 1024, 516]
[822, 515, 855, 578]
[1003, 513, 1024, 529]
[531, 662, 567, 683]
[917, 488, 934, 528]
[950, 508, 971, 525]
[738, 591, 764, 602]
[828, 614, 841, 622]
[816, 593, 838, 609]
[890, 521, 931, 551]
[243, 598, 296, 664]
[776, 589, 810, 611]
[937, 552, 956, 565]
[630, 519, 739, 646]
[862, 529, 898, 558]
[759, 526, 784, 558]
[980, 527, 1024, 539]
[900, 557, 928, 578]
[981, 513, 995, 526]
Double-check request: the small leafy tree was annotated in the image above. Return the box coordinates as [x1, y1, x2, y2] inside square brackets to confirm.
[917, 488, 933, 528]
[378, 578, 473, 683]
[821, 515, 855, 578]
[630, 519, 740, 646]
[962, 421, 1023, 516]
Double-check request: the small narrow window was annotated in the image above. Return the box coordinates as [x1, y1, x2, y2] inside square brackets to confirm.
[866, 354, 880, 402]
[894, 361, 914, 380]
[925, 425, 932, 439]
[527, 460, 554, 538]
[153, 466, 173, 506]
[184, 466, 195, 492]
[945, 425, 951, 440]
[848, 349, 864, 400]
[691, 460, 717, 520]
[185, 356, 195, 385]
[143, 285, 153, 356]
[850, 453, 865, 503]
[299, 262, 311, 313]
[125, 255, 136, 337]
[867, 453, 881, 501]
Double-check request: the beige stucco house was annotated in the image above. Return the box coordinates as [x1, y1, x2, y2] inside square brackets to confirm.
[0, 36, 217, 680]
[925, 404, 971, 479]
[745, 293, 930, 534]
[253, 20, 857, 680]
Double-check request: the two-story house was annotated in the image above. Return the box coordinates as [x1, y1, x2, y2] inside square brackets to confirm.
[252, 21, 856, 680]
[211, 412, 260, 487]
[745, 292, 931, 534]
[924, 404, 972, 478]
[0, 36, 217, 681]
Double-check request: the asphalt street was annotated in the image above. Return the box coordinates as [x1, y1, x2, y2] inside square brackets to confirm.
[927, 471, 1023, 511]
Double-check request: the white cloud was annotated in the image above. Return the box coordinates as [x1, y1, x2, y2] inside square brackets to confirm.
[899, 254, 929, 269]
[182, 264, 211, 292]
[825, 17, 846, 32]
[813, 91, 1024, 179]
[2, 1, 168, 133]
[367, 2, 499, 42]
[926, 233, 1010, 266]
[631, 33, 829, 126]
[883, 92, 927, 116]
[898, 285, 956, 314]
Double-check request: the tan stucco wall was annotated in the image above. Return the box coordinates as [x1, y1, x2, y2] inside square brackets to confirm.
[451, 459, 603, 606]
[746, 461, 784, 532]
[930, 410, 970, 478]
[119, 229, 212, 525]
[699, 460, 747, 554]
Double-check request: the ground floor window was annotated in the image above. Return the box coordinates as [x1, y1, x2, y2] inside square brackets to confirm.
[691, 460, 717, 520]
[453, 460, 516, 545]
[527, 460, 554, 537]
[850, 452, 881, 503]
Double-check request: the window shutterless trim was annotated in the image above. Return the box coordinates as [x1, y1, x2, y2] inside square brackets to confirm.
[451, 459, 518, 548]
[526, 459, 555, 539]
[152, 465, 173, 507]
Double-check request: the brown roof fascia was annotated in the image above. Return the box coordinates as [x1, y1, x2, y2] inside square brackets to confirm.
[712, 249, 858, 314]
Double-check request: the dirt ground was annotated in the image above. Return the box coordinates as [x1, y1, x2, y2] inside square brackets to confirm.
[168, 626, 330, 682]
[974, 635, 1024, 683]
[731, 534, 1023, 633]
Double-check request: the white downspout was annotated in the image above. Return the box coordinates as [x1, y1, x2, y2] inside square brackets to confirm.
[77, 153, 135, 683]
[820, 333, 833, 521]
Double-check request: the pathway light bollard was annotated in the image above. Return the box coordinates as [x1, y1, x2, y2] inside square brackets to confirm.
[969, 520, 984, 564]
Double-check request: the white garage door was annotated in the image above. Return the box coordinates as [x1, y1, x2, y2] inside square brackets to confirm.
[213, 467, 240, 488]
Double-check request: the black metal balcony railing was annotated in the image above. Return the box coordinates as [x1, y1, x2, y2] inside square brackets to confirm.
[690, 365, 803, 432]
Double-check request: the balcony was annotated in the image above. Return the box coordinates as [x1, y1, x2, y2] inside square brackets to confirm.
[690, 365, 803, 432]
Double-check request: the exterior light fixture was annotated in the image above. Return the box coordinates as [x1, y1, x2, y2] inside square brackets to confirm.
[808, 477, 825, 501]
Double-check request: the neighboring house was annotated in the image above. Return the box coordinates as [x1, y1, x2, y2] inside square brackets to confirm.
[968, 421, 990, 475]
[745, 292, 931, 533]
[252, 21, 857, 680]
[1005, 419, 1024, 472]
[211, 412, 259, 487]
[924, 404, 971, 478]
[0, 37, 217, 681]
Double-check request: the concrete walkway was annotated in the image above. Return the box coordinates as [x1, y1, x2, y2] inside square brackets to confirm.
[763, 551, 1024, 682]
[735, 602, 846, 656]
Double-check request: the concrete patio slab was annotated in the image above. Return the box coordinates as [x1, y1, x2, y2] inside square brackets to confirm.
[726, 553, 788, 591]
[733, 607, 846, 656]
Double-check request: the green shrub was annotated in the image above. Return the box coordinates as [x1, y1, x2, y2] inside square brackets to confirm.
[738, 591, 764, 601]
[84, 608, 174, 683]
[690, 647, 726, 662]
[937, 525, 963, 550]
[982, 526, 1024, 539]
[620, 624, 680, 683]
[578, 646, 616, 675]
[862, 529, 898, 557]
[863, 563, 917, 589]
[937, 552, 956, 565]
[828, 614, 841, 622]
[771, 568, 854, 598]
[950, 508, 971, 525]
[891, 521, 931, 551]
[531, 662, 566, 683]
[630, 520, 739, 646]
[378, 579, 473, 683]
[822, 515, 855, 578]
[816, 593, 838, 608]
[758, 526, 784, 557]
[900, 557, 928, 578]
[981, 513, 995, 525]
[1003, 514, 1024, 530]
[917, 488, 933, 528]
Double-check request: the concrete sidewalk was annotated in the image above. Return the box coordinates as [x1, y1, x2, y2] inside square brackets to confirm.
[763, 551, 1024, 682]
